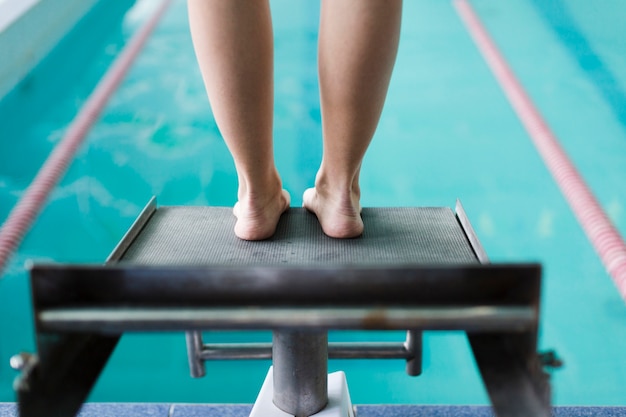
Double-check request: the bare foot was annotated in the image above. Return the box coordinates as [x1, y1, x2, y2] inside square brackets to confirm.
[233, 189, 290, 240]
[302, 186, 363, 239]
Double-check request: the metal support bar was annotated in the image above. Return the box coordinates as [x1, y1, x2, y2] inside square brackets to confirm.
[16, 333, 120, 417]
[199, 341, 273, 360]
[469, 332, 550, 417]
[272, 331, 328, 417]
[38, 306, 536, 333]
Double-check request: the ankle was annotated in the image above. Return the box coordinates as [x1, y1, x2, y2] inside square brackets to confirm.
[315, 173, 359, 200]
[313, 179, 361, 217]
[238, 170, 283, 202]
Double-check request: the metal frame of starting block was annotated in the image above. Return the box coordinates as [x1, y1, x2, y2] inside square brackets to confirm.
[14, 198, 553, 417]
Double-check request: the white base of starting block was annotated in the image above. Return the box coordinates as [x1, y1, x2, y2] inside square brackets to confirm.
[249, 367, 355, 417]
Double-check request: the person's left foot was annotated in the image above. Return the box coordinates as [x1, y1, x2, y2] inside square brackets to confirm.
[303, 184, 363, 239]
[233, 188, 290, 240]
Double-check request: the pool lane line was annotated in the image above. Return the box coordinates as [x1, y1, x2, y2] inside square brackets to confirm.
[0, 0, 172, 277]
[454, 0, 626, 302]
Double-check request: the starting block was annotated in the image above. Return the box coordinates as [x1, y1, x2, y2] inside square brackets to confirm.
[14, 197, 552, 417]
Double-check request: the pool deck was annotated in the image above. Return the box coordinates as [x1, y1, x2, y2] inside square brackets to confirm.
[0, 0, 99, 98]
[2, 404, 626, 417]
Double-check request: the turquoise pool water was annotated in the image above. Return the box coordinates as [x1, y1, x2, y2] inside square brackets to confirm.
[1, 0, 626, 406]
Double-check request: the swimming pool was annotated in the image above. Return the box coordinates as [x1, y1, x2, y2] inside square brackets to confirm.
[1, 0, 625, 406]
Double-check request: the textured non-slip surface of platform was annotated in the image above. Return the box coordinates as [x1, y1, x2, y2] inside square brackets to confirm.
[2, 404, 625, 417]
[121, 207, 478, 266]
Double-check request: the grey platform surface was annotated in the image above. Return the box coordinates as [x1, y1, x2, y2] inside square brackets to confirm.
[2, 404, 626, 417]
[121, 207, 478, 265]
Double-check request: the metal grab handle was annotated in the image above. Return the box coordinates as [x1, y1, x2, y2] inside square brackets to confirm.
[185, 330, 423, 378]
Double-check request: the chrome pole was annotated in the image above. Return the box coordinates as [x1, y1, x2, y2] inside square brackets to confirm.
[272, 330, 328, 417]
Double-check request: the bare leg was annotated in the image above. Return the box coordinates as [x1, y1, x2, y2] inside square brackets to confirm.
[303, 0, 402, 238]
[188, 0, 289, 240]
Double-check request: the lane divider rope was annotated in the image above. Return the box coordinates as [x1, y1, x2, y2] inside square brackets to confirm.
[454, 0, 626, 302]
[0, 0, 172, 277]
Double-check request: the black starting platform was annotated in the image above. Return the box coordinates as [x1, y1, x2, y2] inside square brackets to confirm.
[14, 198, 552, 417]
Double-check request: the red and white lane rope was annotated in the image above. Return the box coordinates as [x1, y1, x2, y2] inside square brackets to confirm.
[454, 0, 626, 302]
[0, 0, 172, 276]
